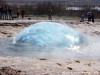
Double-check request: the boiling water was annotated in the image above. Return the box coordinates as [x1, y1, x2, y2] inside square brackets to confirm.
[0, 38, 85, 58]
[0, 36, 100, 59]
[14, 22, 87, 47]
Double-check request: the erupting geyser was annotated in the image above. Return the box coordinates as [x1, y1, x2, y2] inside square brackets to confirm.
[14, 22, 87, 49]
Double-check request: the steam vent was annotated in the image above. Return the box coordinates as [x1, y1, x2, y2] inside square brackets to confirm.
[14, 22, 87, 48]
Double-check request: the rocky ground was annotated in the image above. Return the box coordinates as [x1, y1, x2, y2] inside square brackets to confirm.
[0, 56, 100, 75]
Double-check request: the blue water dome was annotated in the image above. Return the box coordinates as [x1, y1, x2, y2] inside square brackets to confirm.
[14, 22, 87, 48]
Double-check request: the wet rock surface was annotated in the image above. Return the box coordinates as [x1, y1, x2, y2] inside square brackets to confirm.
[0, 66, 25, 75]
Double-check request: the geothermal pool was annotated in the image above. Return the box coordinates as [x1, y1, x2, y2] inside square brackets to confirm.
[0, 22, 100, 59]
[0, 37, 100, 59]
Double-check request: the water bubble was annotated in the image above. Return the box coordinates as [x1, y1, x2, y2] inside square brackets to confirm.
[14, 22, 87, 50]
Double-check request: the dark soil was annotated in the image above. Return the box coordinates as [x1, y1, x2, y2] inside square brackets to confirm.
[0, 66, 26, 75]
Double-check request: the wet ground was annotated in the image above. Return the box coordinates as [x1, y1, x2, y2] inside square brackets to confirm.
[0, 20, 100, 75]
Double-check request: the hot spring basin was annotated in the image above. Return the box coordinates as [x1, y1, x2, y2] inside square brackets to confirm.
[14, 22, 87, 48]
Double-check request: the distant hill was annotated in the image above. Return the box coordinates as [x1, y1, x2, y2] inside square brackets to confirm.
[5, 0, 100, 6]
[6, 0, 100, 2]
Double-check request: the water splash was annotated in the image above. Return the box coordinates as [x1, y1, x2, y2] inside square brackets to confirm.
[14, 22, 87, 49]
